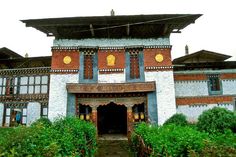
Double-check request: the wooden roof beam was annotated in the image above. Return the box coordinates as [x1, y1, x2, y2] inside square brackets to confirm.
[90, 24, 95, 37]
[126, 23, 130, 36]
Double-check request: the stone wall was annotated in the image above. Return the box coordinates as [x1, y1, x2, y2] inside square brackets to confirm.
[175, 81, 209, 97]
[0, 103, 3, 126]
[48, 74, 78, 121]
[145, 71, 176, 125]
[27, 102, 41, 126]
[177, 103, 234, 122]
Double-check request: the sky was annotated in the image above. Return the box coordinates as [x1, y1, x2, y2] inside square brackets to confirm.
[0, 0, 236, 60]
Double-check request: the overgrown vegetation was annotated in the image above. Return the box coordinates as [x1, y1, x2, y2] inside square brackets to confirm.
[163, 113, 188, 126]
[197, 107, 236, 134]
[0, 117, 97, 157]
[131, 107, 236, 157]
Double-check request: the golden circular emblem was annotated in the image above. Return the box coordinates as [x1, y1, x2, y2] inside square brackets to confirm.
[155, 54, 164, 62]
[63, 56, 72, 64]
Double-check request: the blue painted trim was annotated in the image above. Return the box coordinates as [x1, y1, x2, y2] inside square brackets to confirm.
[67, 93, 76, 116]
[125, 50, 145, 82]
[79, 52, 98, 83]
[147, 91, 158, 124]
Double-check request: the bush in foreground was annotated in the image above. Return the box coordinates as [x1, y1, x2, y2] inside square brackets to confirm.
[163, 113, 188, 126]
[197, 107, 236, 134]
[131, 123, 209, 156]
[0, 117, 97, 157]
[131, 123, 236, 156]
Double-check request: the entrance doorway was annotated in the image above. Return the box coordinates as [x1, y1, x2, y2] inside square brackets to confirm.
[97, 102, 127, 135]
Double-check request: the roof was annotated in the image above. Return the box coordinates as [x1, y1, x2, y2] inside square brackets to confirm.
[21, 14, 202, 39]
[0, 56, 51, 69]
[0, 47, 23, 59]
[174, 61, 236, 71]
[173, 50, 232, 64]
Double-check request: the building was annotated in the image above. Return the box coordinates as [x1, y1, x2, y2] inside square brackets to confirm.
[1, 14, 235, 135]
[174, 49, 236, 122]
[0, 47, 50, 126]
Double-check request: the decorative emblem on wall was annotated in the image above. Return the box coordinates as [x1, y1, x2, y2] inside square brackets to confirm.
[63, 56, 72, 64]
[155, 54, 164, 63]
[107, 54, 115, 66]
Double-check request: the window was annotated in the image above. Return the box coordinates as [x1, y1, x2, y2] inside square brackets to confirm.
[130, 51, 140, 79]
[41, 106, 48, 118]
[208, 74, 222, 95]
[19, 75, 49, 94]
[0, 78, 6, 95]
[4, 104, 27, 127]
[84, 54, 93, 79]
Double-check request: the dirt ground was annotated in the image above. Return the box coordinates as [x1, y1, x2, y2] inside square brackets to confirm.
[95, 140, 135, 157]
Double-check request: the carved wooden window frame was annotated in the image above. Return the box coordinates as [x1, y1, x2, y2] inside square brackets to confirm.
[83, 53, 94, 80]
[129, 51, 140, 79]
[19, 75, 49, 94]
[208, 74, 222, 95]
[0, 77, 6, 95]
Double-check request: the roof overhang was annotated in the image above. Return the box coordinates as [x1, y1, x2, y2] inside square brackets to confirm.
[0, 47, 23, 59]
[21, 14, 202, 39]
[173, 50, 232, 64]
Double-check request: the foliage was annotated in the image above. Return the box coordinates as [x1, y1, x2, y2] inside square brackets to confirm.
[131, 122, 236, 157]
[31, 117, 52, 127]
[194, 130, 236, 157]
[163, 113, 188, 126]
[197, 107, 236, 134]
[53, 116, 97, 156]
[131, 123, 209, 156]
[0, 116, 97, 157]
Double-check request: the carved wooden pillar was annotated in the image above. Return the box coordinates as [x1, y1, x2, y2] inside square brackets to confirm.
[91, 106, 97, 127]
[127, 106, 133, 137]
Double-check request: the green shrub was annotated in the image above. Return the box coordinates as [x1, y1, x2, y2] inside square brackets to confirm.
[163, 113, 188, 126]
[132, 123, 209, 156]
[197, 130, 236, 156]
[31, 117, 52, 127]
[0, 116, 97, 157]
[197, 107, 236, 134]
[53, 116, 97, 156]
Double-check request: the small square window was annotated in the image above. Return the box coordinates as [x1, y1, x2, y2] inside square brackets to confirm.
[208, 74, 222, 95]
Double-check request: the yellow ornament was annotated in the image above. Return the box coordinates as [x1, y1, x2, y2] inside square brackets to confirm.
[63, 56, 72, 64]
[106, 54, 115, 66]
[155, 54, 164, 63]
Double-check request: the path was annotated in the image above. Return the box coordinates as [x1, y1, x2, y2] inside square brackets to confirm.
[95, 135, 135, 157]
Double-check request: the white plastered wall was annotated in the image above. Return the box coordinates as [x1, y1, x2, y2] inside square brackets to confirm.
[27, 102, 41, 126]
[177, 103, 234, 122]
[0, 103, 3, 127]
[175, 81, 209, 97]
[145, 71, 176, 125]
[48, 74, 78, 121]
[98, 71, 125, 83]
[222, 80, 236, 95]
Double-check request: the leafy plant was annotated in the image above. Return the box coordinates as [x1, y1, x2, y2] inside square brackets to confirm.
[197, 107, 236, 134]
[0, 116, 97, 157]
[31, 117, 52, 127]
[132, 123, 209, 156]
[163, 113, 188, 126]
